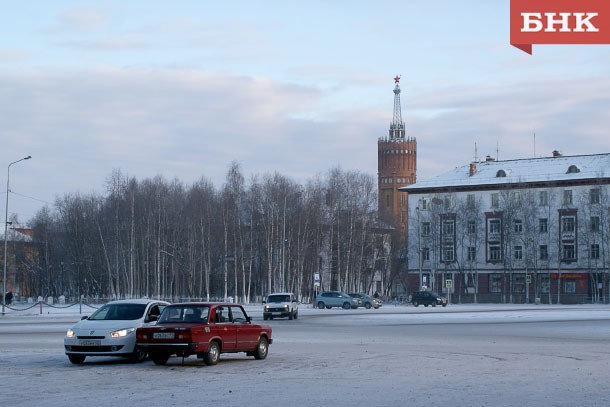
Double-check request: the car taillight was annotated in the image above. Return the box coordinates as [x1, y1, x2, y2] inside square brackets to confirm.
[176, 331, 191, 341]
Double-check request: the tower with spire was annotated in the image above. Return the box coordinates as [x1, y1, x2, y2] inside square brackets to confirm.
[378, 75, 417, 234]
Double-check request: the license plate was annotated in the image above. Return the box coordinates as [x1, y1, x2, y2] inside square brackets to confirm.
[153, 332, 175, 339]
[79, 339, 101, 346]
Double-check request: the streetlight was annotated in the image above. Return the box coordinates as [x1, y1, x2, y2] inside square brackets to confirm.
[2, 155, 31, 315]
[281, 190, 301, 292]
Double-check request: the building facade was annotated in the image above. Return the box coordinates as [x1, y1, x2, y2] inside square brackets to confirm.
[378, 76, 417, 234]
[399, 152, 610, 304]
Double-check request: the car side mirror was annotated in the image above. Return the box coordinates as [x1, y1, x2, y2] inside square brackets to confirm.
[80, 315, 88, 320]
[147, 315, 159, 322]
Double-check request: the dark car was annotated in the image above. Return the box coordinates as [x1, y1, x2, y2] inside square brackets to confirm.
[348, 293, 382, 309]
[410, 291, 448, 307]
[136, 303, 272, 366]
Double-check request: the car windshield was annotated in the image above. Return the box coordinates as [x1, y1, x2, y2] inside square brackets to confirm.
[158, 305, 210, 323]
[268, 294, 291, 302]
[88, 303, 147, 320]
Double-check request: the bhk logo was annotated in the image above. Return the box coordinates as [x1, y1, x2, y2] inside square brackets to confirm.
[510, 0, 610, 54]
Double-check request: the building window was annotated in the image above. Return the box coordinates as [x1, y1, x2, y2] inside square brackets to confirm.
[491, 193, 499, 209]
[496, 169, 507, 178]
[421, 198, 429, 210]
[539, 245, 548, 260]
[539, 218, 548, 233]
[590, 188, 601, 204]
[563, 190, 573, 205]
[467, 194, 475, 208]
[539, 275, 550, 293]
[566, 165, 580, 174]
[421, 248, 430, 262]
[489, 218, 501, 234]
[562, 216, 575, 233]
[590, 216, 600, 232]
[512, 275, 525, 293]
[422, 222, 431, 236]
[514, 245, 523, 260]
[467, 247, 476, 261]
[513, 191, 522, 204]
[562, 244, 576, 261]
[442, 245, 455, 262]
[539, 191, 548, 206]
[514, 219, 523, 233]
[563, 280, 576, 294]
[488, 244, 502, 262]
[467, 220, 476, 234]
[591, 244, 600, 259]
[444, 196, 452, 209]
[490, 274, 502, 293]
[442, 220, 455, 236]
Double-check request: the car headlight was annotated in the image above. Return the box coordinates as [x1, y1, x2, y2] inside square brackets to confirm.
[282, 304, 289, 309]
[66, 329, 75, 338]
[264, 306, 269, 311]
[110, 328, 136, 338]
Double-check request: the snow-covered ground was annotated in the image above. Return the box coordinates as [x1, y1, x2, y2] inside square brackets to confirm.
[2, 303, 610, 406]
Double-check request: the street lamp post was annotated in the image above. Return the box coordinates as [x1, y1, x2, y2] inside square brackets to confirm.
[281, 191, 301, 292]
[2, 155, 31, 315]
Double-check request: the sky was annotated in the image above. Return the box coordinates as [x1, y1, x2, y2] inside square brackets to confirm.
[2, 1, 610, 225]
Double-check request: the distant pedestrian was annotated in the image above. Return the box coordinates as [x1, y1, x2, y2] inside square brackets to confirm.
[5, 291, 13, 305]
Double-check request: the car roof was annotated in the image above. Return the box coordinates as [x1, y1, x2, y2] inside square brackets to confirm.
[105, 299, 169, 305]
[267, 292, 294, 296]
[166, 302, 238, 307]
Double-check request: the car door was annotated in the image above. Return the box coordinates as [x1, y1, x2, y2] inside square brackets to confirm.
[230, 305, 258, 350]
[213, 306, 237, 350]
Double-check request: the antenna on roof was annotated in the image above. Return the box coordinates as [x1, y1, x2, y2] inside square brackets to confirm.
[533, 132, 536, 157]
[496, 141, 499, 161]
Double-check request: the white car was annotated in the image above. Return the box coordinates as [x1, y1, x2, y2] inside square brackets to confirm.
[64, 299, 169, 364]
[263, 293, 299, 320]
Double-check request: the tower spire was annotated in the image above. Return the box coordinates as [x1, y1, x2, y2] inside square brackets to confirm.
[390, 75, 405, 140]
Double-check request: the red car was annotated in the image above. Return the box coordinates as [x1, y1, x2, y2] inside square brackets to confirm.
[136, 303, 272, 366]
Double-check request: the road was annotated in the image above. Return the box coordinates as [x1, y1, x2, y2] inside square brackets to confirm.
[1, 304, 609, 406]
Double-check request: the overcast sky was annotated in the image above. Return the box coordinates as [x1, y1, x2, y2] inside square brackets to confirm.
[2, 1, 610, 224]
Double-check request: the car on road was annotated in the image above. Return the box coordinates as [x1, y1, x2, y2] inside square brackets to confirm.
[64, 299, 169, 364]
[263, 292, 299, 320]
[136, 302, 272, 366]
[348, 293, 382, 309]
[315, 291, 360, 310]
[410, 291, 448, 307]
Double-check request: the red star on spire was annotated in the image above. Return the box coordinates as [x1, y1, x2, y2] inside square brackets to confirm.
[394, 75, 400, 84]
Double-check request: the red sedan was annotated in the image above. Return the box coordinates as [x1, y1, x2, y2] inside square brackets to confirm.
[136, 303, 272, 366]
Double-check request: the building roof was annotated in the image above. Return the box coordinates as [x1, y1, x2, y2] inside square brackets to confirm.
[402, 152, 610, 193]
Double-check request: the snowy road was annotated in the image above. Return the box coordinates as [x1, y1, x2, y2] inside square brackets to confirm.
[1, 304, 610, 406]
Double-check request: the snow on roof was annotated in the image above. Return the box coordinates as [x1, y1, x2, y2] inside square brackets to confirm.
[403, 153, 610, 192]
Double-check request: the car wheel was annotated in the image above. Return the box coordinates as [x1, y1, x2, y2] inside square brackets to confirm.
[442, 303, 447, 307]
[68, 354, 86, 364]
[254, 337, 269, 360]
[288, 311, 293, 320]
[326, 306, 331, 309]
[203, 341, 220, 366]
[317, 302, 325, 309]
[129, 346, 147, 363]
[413, 301, 419, 307]
[365, 302, 372, 309]
[263, 315, 268, 321]
[342, 302, 351, 310]
[294, 311, 298, 319]
[424, 303, 429, 307]
[151, 353, 170, 366]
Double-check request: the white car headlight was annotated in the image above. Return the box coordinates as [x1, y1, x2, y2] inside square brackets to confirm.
[66, 329, 75, 338]
[110, 328, 136, 338]
[282, 304, 289, 309]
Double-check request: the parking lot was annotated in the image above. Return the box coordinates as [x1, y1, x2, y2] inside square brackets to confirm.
[1, 304, 610, 406]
